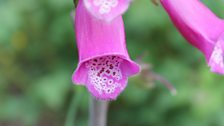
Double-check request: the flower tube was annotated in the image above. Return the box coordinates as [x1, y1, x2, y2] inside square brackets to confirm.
[72, 0, 140, 100]
[161, 0, 224, 74]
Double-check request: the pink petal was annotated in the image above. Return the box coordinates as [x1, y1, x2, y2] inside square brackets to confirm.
[84, 0, 131, 22]
[161, 0, 224, 74]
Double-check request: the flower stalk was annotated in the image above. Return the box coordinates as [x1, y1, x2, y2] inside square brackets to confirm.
[89, 96, 109, 126]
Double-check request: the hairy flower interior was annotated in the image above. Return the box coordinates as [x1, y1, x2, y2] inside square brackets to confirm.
[85, 56, 127, 99]
[92, 0, 118, 14]
[210, 45, 224, 68]
[209, 37, 224, 74]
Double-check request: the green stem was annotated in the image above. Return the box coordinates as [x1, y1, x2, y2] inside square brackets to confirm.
[65, 89, 82, 126]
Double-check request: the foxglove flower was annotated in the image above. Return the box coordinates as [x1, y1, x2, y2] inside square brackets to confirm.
[84, 0, 131, 21]
[72, 0, 140, 100]
[161, 0, 224, 74]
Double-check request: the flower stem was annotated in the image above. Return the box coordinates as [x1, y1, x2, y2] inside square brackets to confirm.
[89, 96, 109, 126]
[65, 88, 82, 126]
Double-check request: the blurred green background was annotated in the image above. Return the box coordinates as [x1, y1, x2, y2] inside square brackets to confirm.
[0, 0, 224, 126]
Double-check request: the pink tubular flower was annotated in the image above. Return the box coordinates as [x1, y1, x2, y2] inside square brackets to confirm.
[72, 0, 140, 100]
[83, 0, 131, 22]
[161, 0, 224, 74]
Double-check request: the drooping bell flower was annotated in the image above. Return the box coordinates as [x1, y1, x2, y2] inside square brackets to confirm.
[83, 0, 131, 21]
[72, 0, 140, 100]
[161, 0, 224, 74]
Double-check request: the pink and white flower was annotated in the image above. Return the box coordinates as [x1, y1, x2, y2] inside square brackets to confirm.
[72, 0, 140, 100]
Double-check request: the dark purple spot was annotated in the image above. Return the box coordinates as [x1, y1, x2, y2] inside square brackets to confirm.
[109, 65, 113, 69]
[106, 70, 110, 74]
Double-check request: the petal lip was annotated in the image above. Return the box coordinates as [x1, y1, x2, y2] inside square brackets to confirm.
[89, 79, 128, 100]
[72, 54, 140, 100]
[72, 53, 141, 85]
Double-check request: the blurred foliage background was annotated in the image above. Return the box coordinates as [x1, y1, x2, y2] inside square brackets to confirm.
[0, 0, 224, 126]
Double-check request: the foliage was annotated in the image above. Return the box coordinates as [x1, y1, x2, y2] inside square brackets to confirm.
[0, 0, 224, 126]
